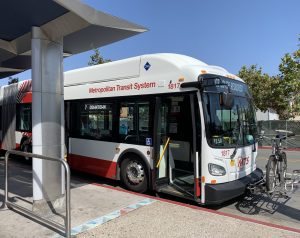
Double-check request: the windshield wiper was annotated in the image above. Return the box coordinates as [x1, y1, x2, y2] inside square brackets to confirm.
[230, 106, 242, 159]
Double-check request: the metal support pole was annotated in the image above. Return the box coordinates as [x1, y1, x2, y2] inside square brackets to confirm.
[4, 154, 8, 208]
[4, 150, 71, 238]
[65, 159, 71, 238]
[31, 26, 65, 212]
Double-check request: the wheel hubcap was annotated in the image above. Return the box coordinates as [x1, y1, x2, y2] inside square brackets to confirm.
[126, 161, 145, 185]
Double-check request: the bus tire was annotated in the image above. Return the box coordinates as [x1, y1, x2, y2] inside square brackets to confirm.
[120, 155, 148, 193]
[20, 138, 32, 161]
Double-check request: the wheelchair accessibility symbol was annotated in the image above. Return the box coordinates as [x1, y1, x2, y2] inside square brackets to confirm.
[146, 138, 152, 146]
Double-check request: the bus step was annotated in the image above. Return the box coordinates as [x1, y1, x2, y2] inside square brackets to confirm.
[157, 184, 194, 200]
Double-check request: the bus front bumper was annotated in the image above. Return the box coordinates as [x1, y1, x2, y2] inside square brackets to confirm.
[204, 168, 263, 205]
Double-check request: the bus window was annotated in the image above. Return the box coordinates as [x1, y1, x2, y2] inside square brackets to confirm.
[203, 93, 257, 147]
[16, 104, 32, 131]
[78, 102, 113, 140]
[138, 104, 149, 132]
[162, 95, 192, 141]
[119, 101, 152, 145]
[119, 103, 136, 143]
[138, 103, 151, 145]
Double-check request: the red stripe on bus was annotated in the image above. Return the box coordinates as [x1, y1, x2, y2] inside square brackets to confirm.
[21, 92, 32, 104]
[68, 153, 117, 179]
[195, 178, 201, 197]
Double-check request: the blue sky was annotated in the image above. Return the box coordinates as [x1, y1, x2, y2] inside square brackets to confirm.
[2, 0, 299, 85]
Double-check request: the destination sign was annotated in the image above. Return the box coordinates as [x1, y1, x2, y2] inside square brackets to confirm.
[83, 104, 108, 111]
[202, 76, 250, 97]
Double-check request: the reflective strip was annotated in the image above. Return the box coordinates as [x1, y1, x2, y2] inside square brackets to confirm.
[195, 178, 201, 197]
[201, 176, 205, 204]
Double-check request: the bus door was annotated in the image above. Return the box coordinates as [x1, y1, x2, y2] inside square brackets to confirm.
[154, 93, 198, 199]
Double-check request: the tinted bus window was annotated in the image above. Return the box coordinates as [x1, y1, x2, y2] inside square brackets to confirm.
[119, 103, 137, 143]
[16, 104, 32, 131]
[77, 102, 113, 140]
[119, 101, 152, 145]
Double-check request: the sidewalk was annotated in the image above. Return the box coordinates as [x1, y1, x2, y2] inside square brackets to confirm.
[77, 198, 300, 238]
[1, 159, 300, 238]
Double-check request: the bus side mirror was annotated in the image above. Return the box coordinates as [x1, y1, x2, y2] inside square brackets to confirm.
[220, 92, 234, 109]
[246, 134, 257, 152]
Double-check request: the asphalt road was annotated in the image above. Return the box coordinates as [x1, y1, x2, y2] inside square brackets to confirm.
[256, 148, 300, 173]
[216, 148, 300, 230]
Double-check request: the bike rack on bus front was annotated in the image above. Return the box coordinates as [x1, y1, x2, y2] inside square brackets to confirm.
[3, 150, 71, 238]
[246, 177, 266, 194]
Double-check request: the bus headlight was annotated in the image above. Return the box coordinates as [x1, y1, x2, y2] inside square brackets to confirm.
[208, 163, 226, 176]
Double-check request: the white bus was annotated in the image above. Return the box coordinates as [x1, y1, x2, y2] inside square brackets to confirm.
[0, 53, 263, 204]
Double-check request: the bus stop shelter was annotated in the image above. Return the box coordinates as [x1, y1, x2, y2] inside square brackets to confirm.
[0, 0, 146, 212]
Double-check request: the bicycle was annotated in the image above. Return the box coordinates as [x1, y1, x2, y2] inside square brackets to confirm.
[264, 130, 295, 194]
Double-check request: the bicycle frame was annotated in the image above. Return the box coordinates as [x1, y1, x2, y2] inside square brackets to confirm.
[271, 138, 285, 188]
[250, 131, 298, 196]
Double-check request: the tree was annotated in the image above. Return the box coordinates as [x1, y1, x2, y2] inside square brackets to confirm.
[88, 48, 111, 66]
[238, 37, 300, 119]
[8, 76, 19, 85]
[238, 65, 291, 119]
[278, 42, 300, 118]
[268, 75, 291, 119]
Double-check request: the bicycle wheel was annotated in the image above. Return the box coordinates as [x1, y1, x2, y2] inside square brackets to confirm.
[266, 155, 279, 193]
[280, 152, 287, 181]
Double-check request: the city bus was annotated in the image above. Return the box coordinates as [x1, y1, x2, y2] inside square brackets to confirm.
[0, 53, 263, 204]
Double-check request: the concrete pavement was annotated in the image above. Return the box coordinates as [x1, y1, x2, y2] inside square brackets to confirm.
[1, 156, 300, 238]
[0, 159, 153, 238]
[78, 200, 300, 238]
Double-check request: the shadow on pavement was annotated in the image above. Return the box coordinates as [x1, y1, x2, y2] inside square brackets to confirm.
[234, 189, 300, 222]
[0, 155, 122, 207]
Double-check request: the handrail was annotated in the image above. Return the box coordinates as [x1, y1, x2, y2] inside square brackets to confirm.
[156, 137, 170, 168]
[4, 150, 71, 238]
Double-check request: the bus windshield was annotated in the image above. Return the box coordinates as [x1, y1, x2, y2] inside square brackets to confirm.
[201, 77, 257, 148]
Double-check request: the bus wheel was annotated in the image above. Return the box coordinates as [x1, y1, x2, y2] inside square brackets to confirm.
[20, 140, 32, 161]
[120, 155, 148, 193]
